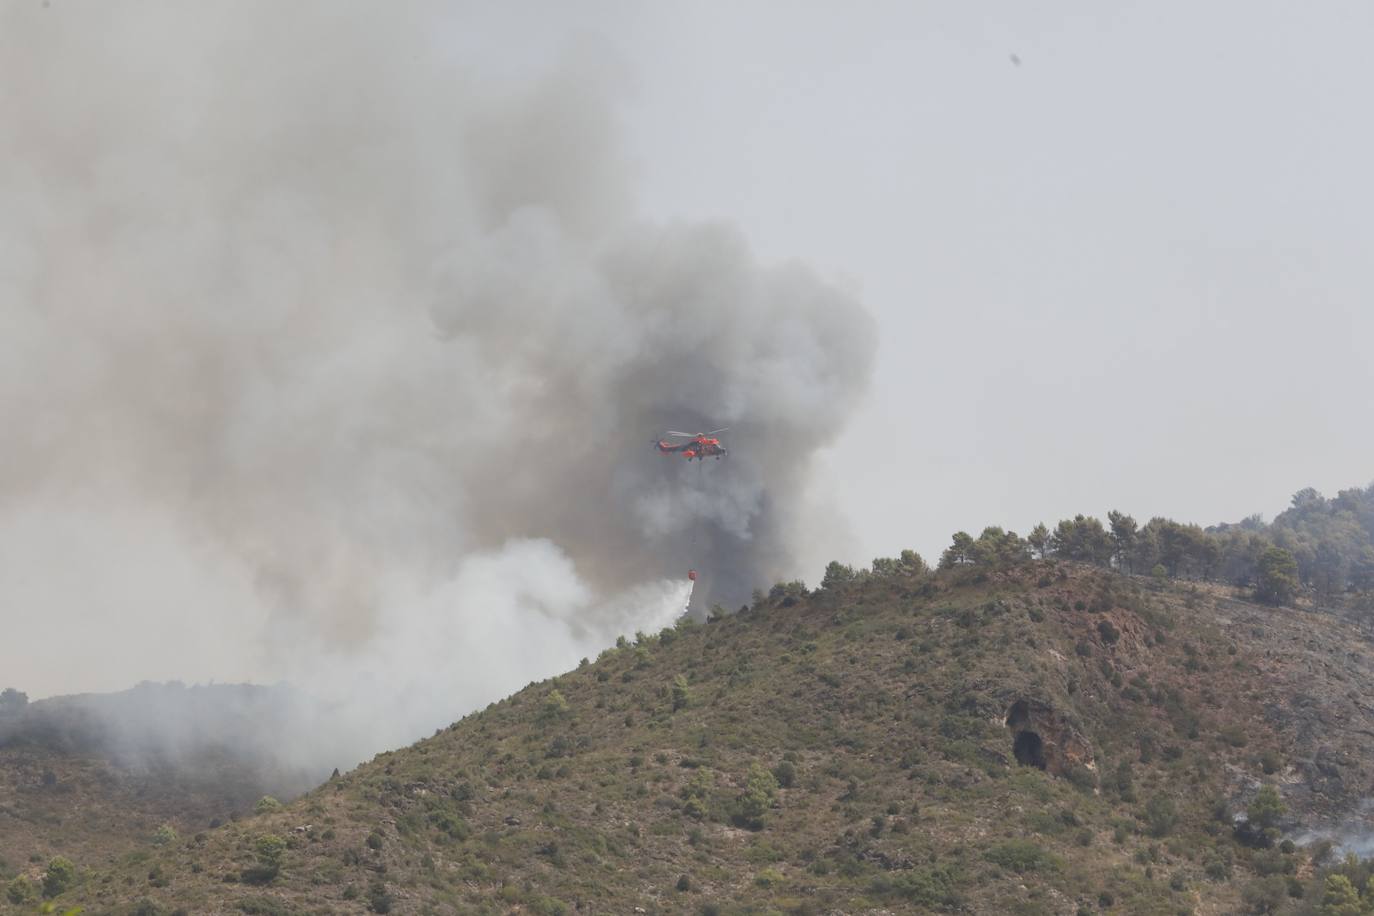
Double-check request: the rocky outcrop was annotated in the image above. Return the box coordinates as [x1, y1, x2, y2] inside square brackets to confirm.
[1004, 698, 1095, 777]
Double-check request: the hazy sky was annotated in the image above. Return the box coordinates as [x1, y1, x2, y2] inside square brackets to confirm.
[3, 2, 1371, 708]
[572, 1, 1374, 565]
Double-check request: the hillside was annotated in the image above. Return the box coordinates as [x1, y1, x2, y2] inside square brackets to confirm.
[0, 684, 335, 886]
[11, 561, 1374, 915]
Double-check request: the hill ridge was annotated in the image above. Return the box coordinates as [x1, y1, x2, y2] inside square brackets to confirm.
[12, 561, 1374, 915]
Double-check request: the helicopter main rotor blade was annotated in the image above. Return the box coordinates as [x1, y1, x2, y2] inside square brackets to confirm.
[664, 431, 697, 438]
[704, 427, 729, 435]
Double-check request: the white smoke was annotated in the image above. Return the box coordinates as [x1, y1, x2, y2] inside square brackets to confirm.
[0, 2, 874, 768]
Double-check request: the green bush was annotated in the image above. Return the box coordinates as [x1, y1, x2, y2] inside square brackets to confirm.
[367, 879, 393, 913]
[734, 764, 779, 830]
[1255, 547, 1299, 606]
[682, 769, 712, 820]
[672, 675, 691, 711]
[6, 875, 36, 905]
[1248, 785, 1285, 831]
[151, 824, 179, 847]
[772, 760, 796, 788]
[983, 840, 1058, 874]
[1144, 796, 1177, 837]
[1318, 874, 1361, 914]
[542, 689, 570, 720]
[1203, 846, 1233, 881]
[242, 834, 286, 885]
[754, 867, 783, 888]
[254, 796, 282, 814]
[870, 865, 964, 907]
[1066, 765, 1098, 793]
[1251, 850, 1288, 877]
[821, 561, 856, 590]
[42, 856, 76, 898]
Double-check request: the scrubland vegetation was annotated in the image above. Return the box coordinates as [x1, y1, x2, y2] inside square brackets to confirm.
[6, 552, 1374, 913]
[7, 483, 1374, 914]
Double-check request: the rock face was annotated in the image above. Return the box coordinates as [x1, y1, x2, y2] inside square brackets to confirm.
[1004, 698, 1094, 777]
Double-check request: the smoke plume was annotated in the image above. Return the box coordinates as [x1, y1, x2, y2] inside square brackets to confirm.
[0, 3, 875, 764]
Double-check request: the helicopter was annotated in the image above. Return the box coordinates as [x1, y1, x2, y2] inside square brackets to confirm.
[655, 428, 728, 461]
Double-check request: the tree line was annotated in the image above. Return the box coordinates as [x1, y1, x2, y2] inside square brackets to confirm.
[926, 483, 1374, 607]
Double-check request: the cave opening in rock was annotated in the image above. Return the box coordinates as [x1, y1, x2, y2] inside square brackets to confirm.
[1013, 730, 1046, 769]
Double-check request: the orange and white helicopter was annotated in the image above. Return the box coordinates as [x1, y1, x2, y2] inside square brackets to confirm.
[654, 428, 728, 461]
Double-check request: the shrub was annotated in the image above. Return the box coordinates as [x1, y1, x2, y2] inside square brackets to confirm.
[42, 856, 76, 898]
[151, 824, 179, 847]
[772, 760, 797, 788]
[1255, 547, 1299, 606]
[821, 561, 856, 590]
[242, 834, 286, 885]
[870, 865, 964, 907]
[430, 810, 470, 840]
[682, 769, 712, 820]
[754, 867, 784, 888]
[1318, 874, 1361, 914]
[983, 840, 1058, 874]
[734, 764, 779, 830]
[1066, 764, 1098, 793]
[6, 875, 36, 905]
[367, 879, 393, 914]
[1202, 846, 1233, 881]
[1144, 796, 1177, 837]
[1248, 785, 1285, 831]
[1220, 724, 1249, 748]
[541, 689, 570, 720]
[676, 874, 691, 892]
[1251, 850, 1288, 877]
[671, 675, 691, 711]
[254, 796, 282, 814]
[1097, 620, 1120, 645]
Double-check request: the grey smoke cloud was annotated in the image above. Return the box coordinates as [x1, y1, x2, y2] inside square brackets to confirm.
[0, 2, 874, 757]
